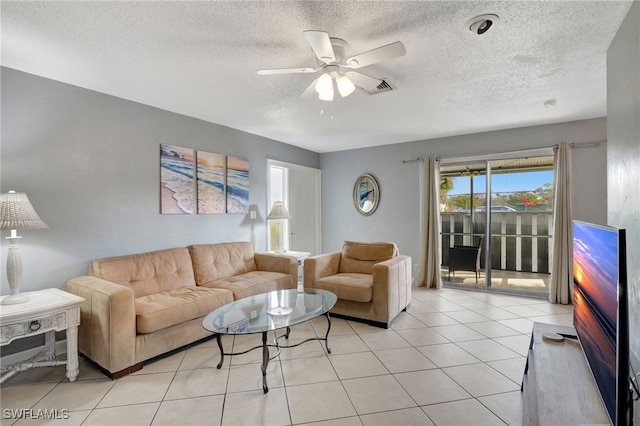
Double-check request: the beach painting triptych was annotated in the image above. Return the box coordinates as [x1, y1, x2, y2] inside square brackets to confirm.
[160, 144, 249, 215]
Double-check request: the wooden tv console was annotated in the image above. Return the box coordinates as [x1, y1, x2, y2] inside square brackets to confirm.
[522, 322, 610, 425]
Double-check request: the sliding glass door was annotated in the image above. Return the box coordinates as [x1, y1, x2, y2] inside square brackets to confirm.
[440, 154, 554, 297]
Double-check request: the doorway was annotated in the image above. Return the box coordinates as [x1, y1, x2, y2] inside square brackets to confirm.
[440, 153, 554, 297]
[267, 160, 321, 255]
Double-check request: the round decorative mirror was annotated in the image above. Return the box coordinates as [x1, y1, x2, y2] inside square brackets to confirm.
[353, 173, 380, 215]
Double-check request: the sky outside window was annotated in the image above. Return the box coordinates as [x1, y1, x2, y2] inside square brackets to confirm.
[448, 170, 553, 195]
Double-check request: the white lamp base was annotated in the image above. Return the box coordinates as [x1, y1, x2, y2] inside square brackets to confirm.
[1, 293, 30, 305]
[4, 234, 28, 305]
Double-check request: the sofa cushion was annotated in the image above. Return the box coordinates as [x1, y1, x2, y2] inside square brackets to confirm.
[200, 271, 292, 300]
[189, 242, 258, 284]
[338, 241, 398, 274]
[90, 247, 196, 298]
[314, 273, 373, 303]
[135, 287, 233, 334]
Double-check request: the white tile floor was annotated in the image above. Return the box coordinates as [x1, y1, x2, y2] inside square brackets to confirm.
[0, 287, 573, 426]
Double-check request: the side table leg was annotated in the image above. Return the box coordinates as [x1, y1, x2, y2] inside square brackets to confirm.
[261, 331, 269, 393]
[44, 330, 56, 361]
[66, 326, 79, 382]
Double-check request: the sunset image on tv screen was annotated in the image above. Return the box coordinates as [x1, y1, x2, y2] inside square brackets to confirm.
[573, 221, 619, 421]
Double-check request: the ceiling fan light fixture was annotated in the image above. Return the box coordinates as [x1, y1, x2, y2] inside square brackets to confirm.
[336, 75, 356, 97]
[315, 73, 333, 94]
[318, 84, 334, 101]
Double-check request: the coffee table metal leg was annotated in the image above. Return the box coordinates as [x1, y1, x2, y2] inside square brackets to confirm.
[324, 313, 332, 354]
[216, 334, 225, 369]
[261, 331, 269, 393]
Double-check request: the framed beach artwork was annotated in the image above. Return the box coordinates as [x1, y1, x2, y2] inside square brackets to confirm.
[226, 155, 249, 214]
[196, 150, 225, 214]
[160, 144, 194, 214]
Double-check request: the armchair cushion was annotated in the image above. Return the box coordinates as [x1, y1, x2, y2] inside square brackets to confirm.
[314, 273, 373, 302]
[338, 241, 398, 274]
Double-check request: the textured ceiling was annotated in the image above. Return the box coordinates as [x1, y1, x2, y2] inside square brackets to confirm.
[1, 1, 633, 153]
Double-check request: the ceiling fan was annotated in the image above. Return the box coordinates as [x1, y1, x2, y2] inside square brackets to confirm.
[257, 30, 406, 101]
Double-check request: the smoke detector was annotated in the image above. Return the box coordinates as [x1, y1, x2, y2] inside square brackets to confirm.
[465, 14, 499, 35]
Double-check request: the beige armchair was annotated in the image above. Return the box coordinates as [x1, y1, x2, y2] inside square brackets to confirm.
[304, 241, 412, 328]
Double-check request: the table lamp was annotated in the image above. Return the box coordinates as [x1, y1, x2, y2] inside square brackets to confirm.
[1, 190, 48, 305]
[266, 201, 290, 253]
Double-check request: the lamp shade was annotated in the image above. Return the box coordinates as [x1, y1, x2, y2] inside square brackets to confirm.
[337, 75, 356, 97]
[315, 73, 333, 94]
[315, 73, 334, 102]
[267, 201, 290, 220]
[0, 191, 48, 230]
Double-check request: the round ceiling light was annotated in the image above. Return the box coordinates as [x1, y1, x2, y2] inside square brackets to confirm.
[465, 14, 499, 35]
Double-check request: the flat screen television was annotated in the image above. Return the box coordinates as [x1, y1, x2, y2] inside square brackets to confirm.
[572, 220, 631, 425]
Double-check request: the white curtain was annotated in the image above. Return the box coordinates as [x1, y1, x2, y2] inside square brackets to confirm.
[415, 156, 442, 288]
[549, 142, 573, 304]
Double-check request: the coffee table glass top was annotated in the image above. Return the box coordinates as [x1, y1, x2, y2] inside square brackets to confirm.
[202, 289, 337, 335]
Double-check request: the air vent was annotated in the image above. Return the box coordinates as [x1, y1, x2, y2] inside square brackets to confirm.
[364, 79, 395, 95]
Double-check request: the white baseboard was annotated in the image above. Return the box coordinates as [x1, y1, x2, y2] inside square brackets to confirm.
[1, 339, 68, 366]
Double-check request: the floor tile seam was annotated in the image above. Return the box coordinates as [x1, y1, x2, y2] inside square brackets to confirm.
[474, 394, 516, 426]
[324, 345, 377, 387]
[95, 369, 176, 421]
[175, 364, 231, 373]
[428, 327, 487, 343]
[494, 320, 532, 335]
[90, 399, 161, 411]
[289, 377, 359, 423]
[290, 413, 360, 426]
[417, 395, 476, 408]
[442, 341, 484, 365]
[161, 389, 227, 403]
[330, 348, 393, 381]
[489, 335, 530, 357]
[351, 370, 426, 415]
[2, 378, 61, 411]
[202, 335, 231, 424]
[273, 355, 293, 426]
[49, 374, 118, 417]
[440, 360, 523, 397]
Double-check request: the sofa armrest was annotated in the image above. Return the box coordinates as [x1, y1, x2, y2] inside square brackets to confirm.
[66, 276, 136, 374]
[254, 252, 297, 286]
[371, 255, 412, 319]
[303, 252, 341, 289]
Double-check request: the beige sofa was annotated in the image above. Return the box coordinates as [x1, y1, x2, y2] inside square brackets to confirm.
[67, 242, 297, 378]
[304, 241, 412, 328]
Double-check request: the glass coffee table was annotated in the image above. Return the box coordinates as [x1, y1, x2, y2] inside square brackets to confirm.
[201, 288, 337, 393]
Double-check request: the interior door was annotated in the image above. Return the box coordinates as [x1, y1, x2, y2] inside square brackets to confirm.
[288, 168, 317, 254]
[267, 160, 321, 255]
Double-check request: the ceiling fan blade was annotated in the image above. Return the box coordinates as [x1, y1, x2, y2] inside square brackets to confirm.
[257, 67, 318, 75]
[300, 78, 320, 98]
[345, 41, 406, 69]
[345, 71, 383, 91]
[304, 30, 336, 63]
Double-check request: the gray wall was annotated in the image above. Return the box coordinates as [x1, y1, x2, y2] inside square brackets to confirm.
[320, 118, 608, 265]
[0, 67, 320, 295]
[607, 1, 640, 423]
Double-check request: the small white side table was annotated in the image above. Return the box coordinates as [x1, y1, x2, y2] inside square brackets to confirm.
[0, 288, 85, 384]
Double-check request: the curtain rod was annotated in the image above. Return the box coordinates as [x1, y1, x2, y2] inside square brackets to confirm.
[439, 139, 606, 164]
[402, 157, 424, 164]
